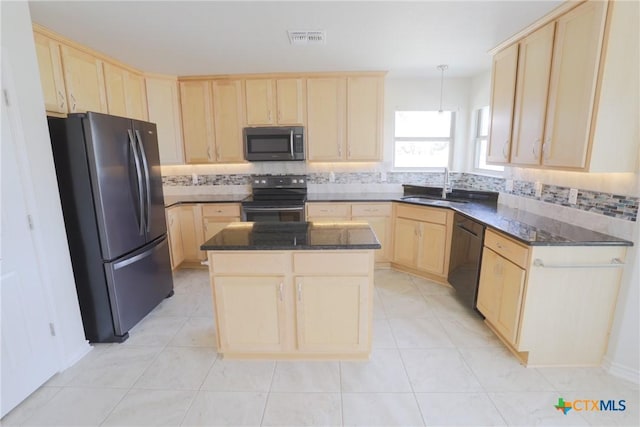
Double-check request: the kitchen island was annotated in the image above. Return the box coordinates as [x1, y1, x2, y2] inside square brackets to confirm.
[200, 221, 381, 360]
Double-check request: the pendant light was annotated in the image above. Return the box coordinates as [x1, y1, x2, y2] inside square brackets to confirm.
[437, 64, 448, 113]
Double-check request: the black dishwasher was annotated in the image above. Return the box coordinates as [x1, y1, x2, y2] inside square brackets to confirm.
[447, 213, 485, 311]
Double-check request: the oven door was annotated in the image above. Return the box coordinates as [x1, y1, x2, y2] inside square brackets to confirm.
[242, 205, 305, 222]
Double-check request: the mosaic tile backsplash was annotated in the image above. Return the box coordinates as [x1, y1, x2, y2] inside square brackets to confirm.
[163, 172, 638, 222]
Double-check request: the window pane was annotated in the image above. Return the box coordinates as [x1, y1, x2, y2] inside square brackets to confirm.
[478, 106, 490, 137]
[395, 111, 452, 137]
[477, 139, 504, 171]
[394, 140, 450, 168]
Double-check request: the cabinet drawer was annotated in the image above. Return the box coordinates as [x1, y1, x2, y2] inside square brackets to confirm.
[351, 203, 391, 217]
[202, 204, 240, 217]
[395, 204, 447, 224]
[484, 229, 530, 268]
[210, 252, 288, 274]
[307, 203, 351, 218]
[293, 251, 370, 274]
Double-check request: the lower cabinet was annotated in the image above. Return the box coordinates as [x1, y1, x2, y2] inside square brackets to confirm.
[208, 250, 374, 358]
[306, 202, 392, 264]
[201, 204, 241, 241]
[392, 204, 452, 278]
[177, 204, 205, 262]
[165, 206, 184, 270]
[476, 229, 627, 366]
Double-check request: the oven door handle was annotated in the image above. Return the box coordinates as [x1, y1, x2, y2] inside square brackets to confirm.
[243, 206, 304, 212]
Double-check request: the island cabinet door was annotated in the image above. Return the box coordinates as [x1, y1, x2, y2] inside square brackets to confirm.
[294, 276, 370, 353]
[213, 276, 289, 353]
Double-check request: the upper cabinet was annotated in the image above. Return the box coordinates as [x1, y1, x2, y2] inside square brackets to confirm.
[211, 79, 245, 162]
[488, 0, 638, 172]
[145, 75, 184, 164]
[101, 62, 149, 121]
[245, 78, 305, 126]
[33, 31, 67, 114]
[60, 44, 108, 114]
[179, 80, 215, 164]
[307, 74, 385, 162]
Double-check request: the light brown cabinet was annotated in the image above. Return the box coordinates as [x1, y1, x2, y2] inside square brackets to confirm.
[145, 75, 184, 164]
[208, 250, 373, 358]
[201, 204, 241, 243]
[346, 76, 383, 160]
[60, 44, 108, 114]
[103, 63, 148, 121]
[392, 204, 452, 278]
[306, 202, 392, 264]
[177, 204, 205, 263]
[33, 31, 67, 114]
[245, 78, 305, 126]
[306, 77, 347, 161]
[166, 206, 185, 270]
[488, 0, 638, 172]
[211, 80, 245, 162]
[179, 81, 215, 164]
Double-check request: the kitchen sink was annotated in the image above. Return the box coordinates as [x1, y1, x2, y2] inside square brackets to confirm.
[400, 195, 469, 205]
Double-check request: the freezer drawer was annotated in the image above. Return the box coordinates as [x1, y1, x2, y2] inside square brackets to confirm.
[104, 236, 174, 338]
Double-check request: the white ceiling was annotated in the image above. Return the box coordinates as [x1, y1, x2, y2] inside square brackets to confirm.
[28, 0, 563, 78]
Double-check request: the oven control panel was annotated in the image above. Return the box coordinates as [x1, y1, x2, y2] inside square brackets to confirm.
[251, 175, 307, 189]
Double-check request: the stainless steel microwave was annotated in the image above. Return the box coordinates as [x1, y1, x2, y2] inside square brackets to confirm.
[243, 126, 305, 161]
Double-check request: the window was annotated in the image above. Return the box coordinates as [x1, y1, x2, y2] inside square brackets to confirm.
[393, 111, 454, 168]
[474, 106, 504, 172]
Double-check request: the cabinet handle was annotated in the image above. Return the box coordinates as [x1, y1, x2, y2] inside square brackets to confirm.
[542, 138, 551, 160]
[495, 242, 504, 250]
[70, 93, 76, 111]
[278, 110, 282, 122]
[268, 110, 272, 122]
[58, 90, 65, 109]
[348, 147, 352, 158]
[532, 139, 541, 158]
[216, 147, 220, 161]
[338, 146, 342, 157]
[279, 282, 284, 302]
[502, 140, 509, 158]
[207, 146, 212, 161]
[297, 283, 302, 301]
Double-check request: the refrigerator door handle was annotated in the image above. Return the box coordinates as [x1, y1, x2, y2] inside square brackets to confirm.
[134, 129, 151, 234]
[112, 237, 167, 270]
[127, 129, 145, 235]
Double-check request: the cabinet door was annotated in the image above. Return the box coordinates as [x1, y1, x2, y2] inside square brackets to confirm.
[511, 22, 555, 166]
[542, 0, 608, 169]
[393, 217, 418, 267]
[276, 78, 305, 125]
[166, 207, 184, 270]
[146, 76, 184, 164]
[487, 43, 518, 164]
[306, 78, 346, 161]
[103, 62, 128, 117]
[353, 216, 390, 263]
[203, 218, 240, 242]
[214, 276, 288, 353]
[212, 80, 245, 162]
[347, 76, 382, 160]
[33, 32, 67, 113]
[126, 72, 148, 121]
[416, 221, 447, 275]
[477, 248, 501, 321]
[178, 204, 205, 261]
[295, 276, 370, 352]
[180, 81, 215, 163]
[495, 257, 526, 345]
[60, 45, 108, 113]
[245, 79, 274, 125]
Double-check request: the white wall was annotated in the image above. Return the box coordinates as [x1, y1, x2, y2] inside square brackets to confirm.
[1, 2, 90, 369]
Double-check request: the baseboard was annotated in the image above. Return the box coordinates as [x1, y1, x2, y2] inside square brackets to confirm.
[602, 356, 640, 385]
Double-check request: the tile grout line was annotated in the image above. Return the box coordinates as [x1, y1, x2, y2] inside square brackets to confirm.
[258, 359, 278, 426]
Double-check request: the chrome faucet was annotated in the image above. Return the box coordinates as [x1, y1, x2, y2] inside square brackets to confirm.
[442, 167, 450, 199]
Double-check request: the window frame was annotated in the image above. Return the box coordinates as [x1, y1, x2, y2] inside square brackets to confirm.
[472, 106, 504, 175]
[392, 110, 456, 170]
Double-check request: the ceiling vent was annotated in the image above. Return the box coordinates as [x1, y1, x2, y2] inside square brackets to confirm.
[288, 30, 326, 45]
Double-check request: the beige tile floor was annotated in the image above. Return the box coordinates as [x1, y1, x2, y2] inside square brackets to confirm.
[2, 268, 638, 426]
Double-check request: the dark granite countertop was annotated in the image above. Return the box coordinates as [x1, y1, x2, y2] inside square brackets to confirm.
[201, 221, 381, 251]
[164, 194, 249, 207]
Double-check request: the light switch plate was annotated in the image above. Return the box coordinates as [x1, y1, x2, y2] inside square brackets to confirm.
[505, 179, 513, 192]
[329, 171, 336, 183]
[380, 171, 387, 182]
[192, 173, 198, 185]
[569, 188, 578, 205]
[534, 181, 542, 198]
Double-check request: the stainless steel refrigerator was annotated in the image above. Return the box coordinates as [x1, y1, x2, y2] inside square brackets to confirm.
[48, 112, 174, 343]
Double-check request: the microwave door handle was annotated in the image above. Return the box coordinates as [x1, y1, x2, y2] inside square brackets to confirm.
[290, 130, 294, 158]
